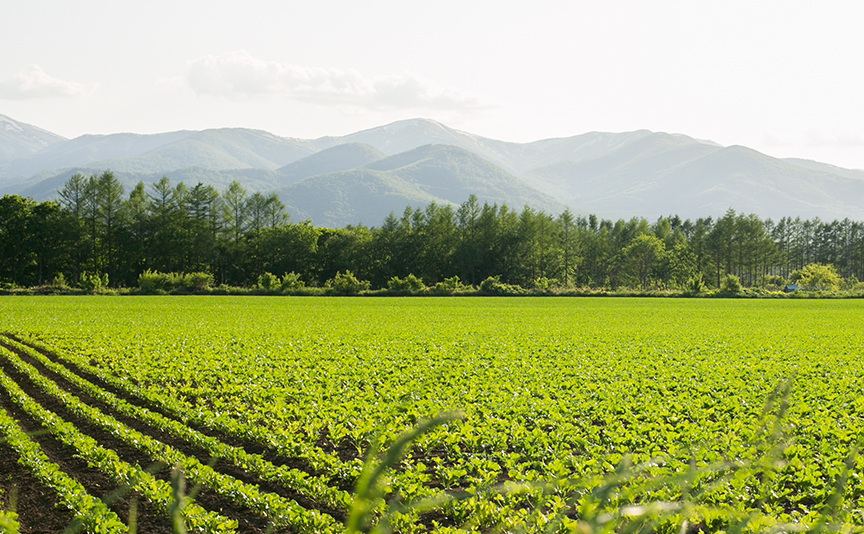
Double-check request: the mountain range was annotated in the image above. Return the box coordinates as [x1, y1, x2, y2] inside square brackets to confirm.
[2, 113, 863, 227]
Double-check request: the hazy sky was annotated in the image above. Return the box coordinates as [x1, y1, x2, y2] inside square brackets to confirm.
[2, 1, 864, 169]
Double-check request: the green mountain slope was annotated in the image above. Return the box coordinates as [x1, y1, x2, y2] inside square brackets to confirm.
[5, 114, 864, 224]
[366, 145, 568, 214]
[275, 145, 572, 227]
[274, 143, 384, 186]
[276, 169, 443, 226]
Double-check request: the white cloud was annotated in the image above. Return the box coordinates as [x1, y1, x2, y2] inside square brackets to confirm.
[0, 65, 98, 100]
[183, 50, 488, 112]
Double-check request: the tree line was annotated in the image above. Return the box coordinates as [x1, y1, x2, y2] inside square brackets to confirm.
[2, 170, 864, 291]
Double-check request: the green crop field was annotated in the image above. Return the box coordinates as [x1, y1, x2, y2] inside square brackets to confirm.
[0, 296, 863, 533]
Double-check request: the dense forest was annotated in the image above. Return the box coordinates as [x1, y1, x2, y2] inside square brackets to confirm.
[2, 170, 864, 291]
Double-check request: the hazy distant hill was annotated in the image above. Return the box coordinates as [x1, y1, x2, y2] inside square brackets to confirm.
[364, 145, 567, 213]
[0, 114, 66, 165]
[5, 166, 281, 202]
[274, 145, 571, 227]
[3, 114, 864, 224]
[1, 130, 195, 179]
[277, 169, 443, 227]
[314, 119, 666, 174]
[274, 143, 385, 186]
[784, 158, 864, 182]
[0, 128, 317, 181]
[520, 134, 864, 220]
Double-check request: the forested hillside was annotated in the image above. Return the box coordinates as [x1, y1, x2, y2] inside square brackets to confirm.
[6, 116, 864, 224]
[2, 171, 863, 292]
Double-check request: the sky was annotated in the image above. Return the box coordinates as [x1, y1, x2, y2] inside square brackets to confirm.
[2, 0, 864, 169]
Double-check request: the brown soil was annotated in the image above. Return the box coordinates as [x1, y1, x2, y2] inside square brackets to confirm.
[2, 335, 331, 478]
[0, 355, 278, 533]
[0, 442, 74, 534]
[0, 385, 171, 533]
[0, 337, 347, 523]
[0, 335, 470, 532]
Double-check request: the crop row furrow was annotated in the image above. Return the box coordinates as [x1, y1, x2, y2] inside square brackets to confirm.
[0, 367, 235, 533]
[9, 334, 480, 525]
[14, 334, 356, 482]
[0, 402, 128, 533]
[0, 336, 351, 514]
[0, 343, 342, 534]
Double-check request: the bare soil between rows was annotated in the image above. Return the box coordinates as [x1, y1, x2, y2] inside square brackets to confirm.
[3, 337, 347, 522]
[0, 351, 281, 533]
[0, 383, 171, 533]
[1, 334, 473, 532]
[0, 441, 75, 534]
[2, 335, 347, 480]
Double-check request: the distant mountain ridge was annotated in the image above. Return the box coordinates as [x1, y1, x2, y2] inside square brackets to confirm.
[274, 143, 385, 186]
[2, 114, 864, 225]
[275, 145, 571, 227]
[0, 114, 67, 165]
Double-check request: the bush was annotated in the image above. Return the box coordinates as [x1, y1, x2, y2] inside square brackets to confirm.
[326, 270, 371, 294]
[431, 275, 469, 294]
[183, 272, 213, 291]
[138, 270, 212, 293]
[138, 270, 174, 292]
[479, 276, 523, 295]
[759, 274, 786, 290]
[387, 274, 426, 292]
[533, 277, 557, 290]
[52, 272, 68, 288]
[79, 272, 108, 291]
[687, 272, 706, 294]
[790, 263, 842, 291]
[258, 272, 279, 291]
[720, 274, 742, 294]
[280, 272, 305, 291]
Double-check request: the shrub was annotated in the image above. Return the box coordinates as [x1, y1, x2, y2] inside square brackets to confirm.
[326, 270, 371, 294]
[280, 272, 305, 291]
[258, 272, 279, 291]
[0, 511, 20, 533]
[687, 272, 706, 293]
[720, 273, 742, 294]
[182, 272, 213, 291]
[388, 274, 426, 292]
[790, 263, 842, 291]
[79, 272, 108, 291]
[479, 276, 523, 295]
[138, 270, 174, 293]
[139, 270, 212, 293]
[758, 274, 785, 291]
[52, 272, 68, 288]
[432, 275, 469, 294]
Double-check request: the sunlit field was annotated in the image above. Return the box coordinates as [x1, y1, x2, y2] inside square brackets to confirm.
[1, 296, 862, 532]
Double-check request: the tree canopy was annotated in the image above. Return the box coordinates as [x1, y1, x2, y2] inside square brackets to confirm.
[2, 172, 864, 291]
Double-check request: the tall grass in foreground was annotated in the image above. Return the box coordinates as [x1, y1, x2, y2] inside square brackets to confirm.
[339, 377, 864, 534]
